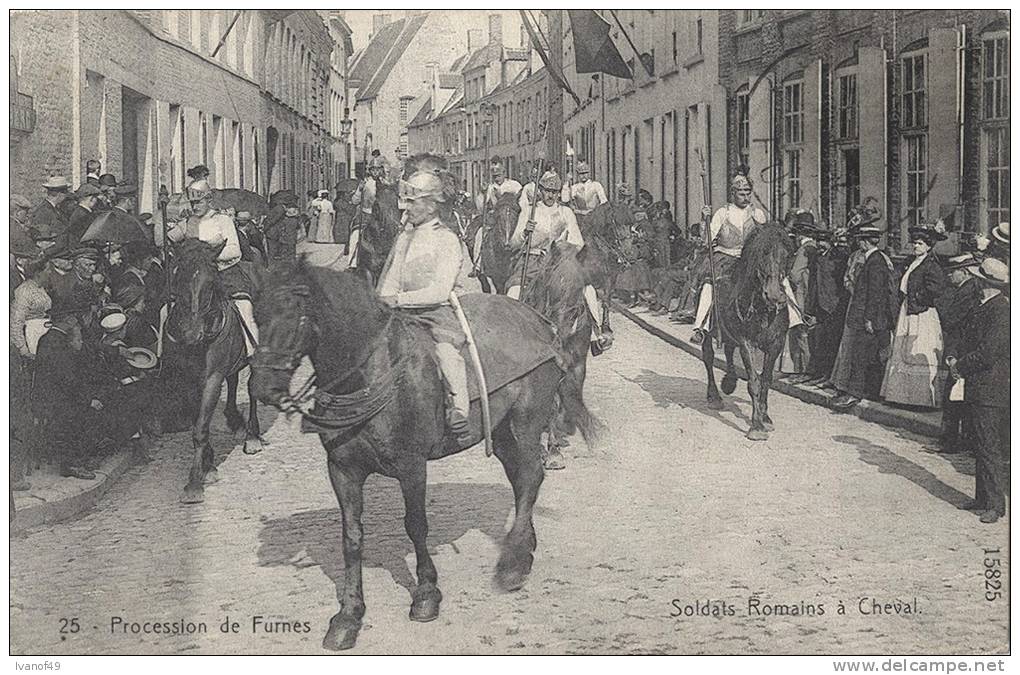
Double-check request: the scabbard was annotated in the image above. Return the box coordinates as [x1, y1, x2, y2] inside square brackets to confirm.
[449, 291, 493, 457]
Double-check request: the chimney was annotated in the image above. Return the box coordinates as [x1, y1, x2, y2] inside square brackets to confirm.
[372, 14, 387, 36]
[467, 29, 483, 53]
[488, 14, 502, 47]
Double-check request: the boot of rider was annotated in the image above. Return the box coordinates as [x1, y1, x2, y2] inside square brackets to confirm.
[693, 283, 714, 331]
[347, 227, 361, 268]
[583, 284, 611, 347]
[506, 284, 522, 300]
[435, 342, 471, 440]
[233, 298, 260, 356]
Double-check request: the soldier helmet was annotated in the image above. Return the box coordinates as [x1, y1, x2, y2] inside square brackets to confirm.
[730, 174, 752, 192]
[186, 179, 213, 202]
[616, 183, 633, 198]
[368, 155, 387, 170]
[399, 171, 445, 202]
[538, 171, 561, 192]
[575, 160, 590, 174]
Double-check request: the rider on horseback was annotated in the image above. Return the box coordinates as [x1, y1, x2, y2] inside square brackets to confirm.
[690, 173, 767, 345]
[508, 170, 609, 349]
[484, 157, 522, 207]
[377, 171, 476, 444]
[564, 160, 607, 220]
[349, 155, 388, 266]
[182, 179, 260, 355]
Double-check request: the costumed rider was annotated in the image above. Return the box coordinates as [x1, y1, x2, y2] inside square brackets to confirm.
[182, 179, 259, 356]
[349, 155, 387, 266]
[563, 160, 607, 222]
[507, 170, 608, 349]
[691, 173, 767, 345]
[377, 171, 477, 444]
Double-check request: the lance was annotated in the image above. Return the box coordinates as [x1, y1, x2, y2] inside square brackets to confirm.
[695, 148, 722, 344]
[518, 158, 544, 293]
[157, 184, 172, 358]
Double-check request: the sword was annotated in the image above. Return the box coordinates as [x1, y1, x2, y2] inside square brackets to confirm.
[449, 291, 493, 457]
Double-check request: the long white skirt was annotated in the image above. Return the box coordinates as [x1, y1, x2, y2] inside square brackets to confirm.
[880, 304, 945, 408]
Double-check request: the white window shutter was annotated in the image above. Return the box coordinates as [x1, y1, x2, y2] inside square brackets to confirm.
[928, 27, 962, 220]
[858, 47, 886, 230]
[748, 76, 773, 215]
[802, 59, 822, 218]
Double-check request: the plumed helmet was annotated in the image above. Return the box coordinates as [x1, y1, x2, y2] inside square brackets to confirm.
[730, 174, 752, 192]
[616, 183, 633, 198]
[575, 160, 590, 173]
[186, 179, 212, 202]
[399, 171, 445, 202]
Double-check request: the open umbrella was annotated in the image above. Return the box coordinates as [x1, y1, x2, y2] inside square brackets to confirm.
[211, 188, 268, 217]
[80, 209, 150, 245]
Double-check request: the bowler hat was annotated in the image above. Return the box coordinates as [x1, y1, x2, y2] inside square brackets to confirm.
[908, 222, 948, 244]
[114, 183, 138, 197]
[784, 208, 816, 233]
[76, 183, 103, 199]
[98, 173, 118, 187]
[41, 176, 71, 190]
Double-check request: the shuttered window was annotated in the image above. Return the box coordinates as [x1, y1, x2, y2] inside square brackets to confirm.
[901, 53, 926, 129]
[838, 73, 858, 139]
[904, 135, 927, 228]
[785, 150, 801, 209]
[783, 81, 803, 144]
[982, 36, 1009, 120]
[736, 88, 750, 162]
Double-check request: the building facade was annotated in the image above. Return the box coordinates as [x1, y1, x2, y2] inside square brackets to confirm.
[562, 9, 727, 234]
[717, 9, 1009, 252]
[10, 9, 343, 214]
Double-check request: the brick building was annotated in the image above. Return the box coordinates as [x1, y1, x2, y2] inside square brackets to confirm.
[561, 9, 728, 233]
[10, 10, 342, 214]
[717, 9, 1010, 253]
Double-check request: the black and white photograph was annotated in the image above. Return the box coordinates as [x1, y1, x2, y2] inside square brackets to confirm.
[7, 6, 1012, 663]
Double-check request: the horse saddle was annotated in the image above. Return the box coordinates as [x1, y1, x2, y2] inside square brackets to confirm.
[451, 294, 561, 402]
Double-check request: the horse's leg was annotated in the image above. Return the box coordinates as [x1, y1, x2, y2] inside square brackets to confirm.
[242, 371, 267, 455]
[399, 460, 442, 623]
[703, 337, 724, 410]
[759, 335, 782, 432]
[720, 342, 738, 395]
[182, 370, 225, 503]
[737, 339, 768, 441]
[322, 459, 368, 651]
[223, 371, 244, 432]
[494, 414, 544, 592]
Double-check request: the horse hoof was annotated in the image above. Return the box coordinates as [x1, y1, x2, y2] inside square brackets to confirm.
[495, 548, 533, 592]
[720, 373, 738, 395]
[746, 429, 769, 442]
[242, 439, 263, 455]
[203, 468, 220, 485]
[322, 613, 361, 652]
[409, 588, 443, 623]
[180, 488, 205, 504]
[706, 398, 725, 411]
[543, 451, 566, 471]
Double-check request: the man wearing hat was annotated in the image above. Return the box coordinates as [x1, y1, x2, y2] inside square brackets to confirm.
[377, 171, 476, 443]
[985, 222, 1009, 265]
[183, 179, 259, 354]
[97, 173, 118, 210]
[351, 155, 387, 226]
[110, 182, 138, 216]
[831, 225, 896, 410]
[935, 253, 982, 454]
[484, 157, 523, 207]
[264, 197, 302, 262]
[564, 159, 608, 222]
[84, 159, 102, 187]
[517, 165, 543, 212]
[782, 210, 820, 382]
[947, 258, 1010, 523]
[690, 173, 768, 344]
[234, 211, 267, 266]
[29, 176, 72, 240]
[66, 183, 103, 243]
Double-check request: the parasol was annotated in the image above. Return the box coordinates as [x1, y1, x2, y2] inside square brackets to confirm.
[80, 209, 150, 245]
[211, 188, 268, 217]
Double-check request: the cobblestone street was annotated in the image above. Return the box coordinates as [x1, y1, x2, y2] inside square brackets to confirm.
[9, 313, 1009, 655]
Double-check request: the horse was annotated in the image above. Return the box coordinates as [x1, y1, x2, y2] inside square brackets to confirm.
[470, 192, 519, 295]
[353, 182, 401, 286]
[166, 239, 266, 503]
[701, 222, 794, 441]
[580, 201, 639, 338]
[520, 240, 606, 467]
[249, 262, 598, 651]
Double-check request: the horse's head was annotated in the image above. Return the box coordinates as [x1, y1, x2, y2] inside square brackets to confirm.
[168, 238, 226, 345]
[250, 263, 318, 409]
[251, 262, 390, 411]
[736, 222, 796, 317]
[490, 192, 520, 237]
[593, 203, 640, 266]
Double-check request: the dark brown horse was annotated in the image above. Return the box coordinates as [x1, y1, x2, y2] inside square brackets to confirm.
[354, 182, 401, 286]
[473, 192, 519, 294]
[701, 222, 794, 440]
[167, 240, 265, 503]
[579, 201, 639, 338]
[250, 263, 597, 651]
[521, 240, 606, 467]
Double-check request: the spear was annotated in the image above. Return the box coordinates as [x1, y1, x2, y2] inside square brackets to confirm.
[695, 148, 722, 344]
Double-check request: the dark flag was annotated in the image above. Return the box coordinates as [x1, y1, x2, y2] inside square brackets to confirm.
[519, 10, 581, 106]
[568, 10, 633, 79]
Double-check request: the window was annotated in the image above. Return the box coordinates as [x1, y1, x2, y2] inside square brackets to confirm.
[783, 81, 803, 144]
[983, 36, 1009, 120]
[843, 148, 860, 220]
[672, 29, 678, 64]
[399, 99, 409, 126]
[736, 88, 750, 163]
[785, 149, 801, 209]
[177, 10, 191, 42]
[901, 53, 926, 129]
[696, 19, 704, 55]
[738, 9, 765, 25]
[904, 134, 927, 227]
[838, 73, 858, 139]
[985, 127, 1010, 226]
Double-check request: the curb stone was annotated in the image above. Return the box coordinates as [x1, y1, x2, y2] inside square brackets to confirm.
[613, 303, 941, 439]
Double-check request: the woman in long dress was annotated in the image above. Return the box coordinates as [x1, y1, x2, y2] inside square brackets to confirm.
[880, 223, 948, 408]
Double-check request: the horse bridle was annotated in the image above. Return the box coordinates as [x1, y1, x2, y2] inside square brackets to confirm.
[169, 265, 227, 344]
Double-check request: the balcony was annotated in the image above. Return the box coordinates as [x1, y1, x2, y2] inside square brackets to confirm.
[10, 92, 35, 134]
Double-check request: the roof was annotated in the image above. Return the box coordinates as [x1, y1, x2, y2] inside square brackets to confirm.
[408, 98, 433, 128]
[353, 14, 428, 102]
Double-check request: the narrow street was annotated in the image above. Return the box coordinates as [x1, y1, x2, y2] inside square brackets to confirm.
[10, 313, 1008, 655]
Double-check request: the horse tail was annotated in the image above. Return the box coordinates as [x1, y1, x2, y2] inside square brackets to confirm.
[555, 356, 603, 448]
